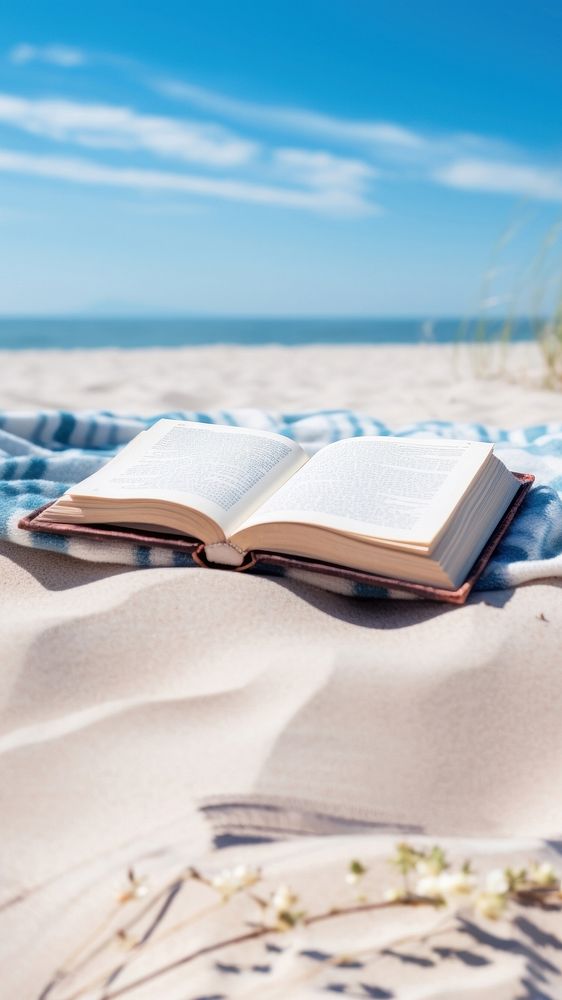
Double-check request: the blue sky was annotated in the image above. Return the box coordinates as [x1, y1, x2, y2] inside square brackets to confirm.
[0, 0, 561, 316]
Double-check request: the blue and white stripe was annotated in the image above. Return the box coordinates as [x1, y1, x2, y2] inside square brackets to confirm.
[1, 409, 561, 597]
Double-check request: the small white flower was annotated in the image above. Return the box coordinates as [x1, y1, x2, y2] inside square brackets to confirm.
[416, 875, 443, 899]
[414, 848, 447, 877]
[438, 870, 476, 895]
[345, 871, 360, 886]
[270, 884, 303, 930]
[211, 873, 229, 895]
[416, 869, 475, 900]
[211, 864, 260, 898]
[485, 869, 509, 896]
[383, 887, 403, 902]
[232, 863, 260, 887]
[271, 884, 298, 915]
[475, 891, 507, 920]
[529, 862, 558, 887]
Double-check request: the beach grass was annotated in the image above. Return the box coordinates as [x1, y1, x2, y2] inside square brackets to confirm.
[462, 215, 562, 388]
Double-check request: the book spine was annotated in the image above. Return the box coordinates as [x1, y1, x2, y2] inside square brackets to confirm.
[197, 542, 251, 569]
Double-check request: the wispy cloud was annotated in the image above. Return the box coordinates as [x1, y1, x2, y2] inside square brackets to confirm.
[274, 148, 377, 191]
[0, 148, 379, 214]
[0, 93, 257, 167]
[435, 158, 562, 203]
[157, 79, 424, 152]
[6, 42, 562, 216]
[155, 76, 562, 207]
[9, 43, 86, 68]
[0, 86, 380, 213]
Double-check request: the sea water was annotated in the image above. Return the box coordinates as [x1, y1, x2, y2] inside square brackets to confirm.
[0, 317, 535, 350]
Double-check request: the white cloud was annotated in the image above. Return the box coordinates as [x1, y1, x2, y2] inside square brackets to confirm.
[8, 47, 560, 216]
[9, 43, 86, 68]
[157, 79, 424, 151]
[0, 93, 257, 167]
[10, 44, 559, 214]
[156, 77, 553, 192]
[0, 148, 378, 214]
[274, 148, 377, 192]
[0, 92, 380, 212]
[435, 158, 562, 203]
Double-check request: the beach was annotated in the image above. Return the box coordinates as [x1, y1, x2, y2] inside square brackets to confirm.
[3, 0, 561, 989]
[2, 341, 561, 422]
[1, 342, 561, 998]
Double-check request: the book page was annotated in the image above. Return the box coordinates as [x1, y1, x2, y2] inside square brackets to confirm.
[69, 420, 308, 532]
[237, 436, 493, 546]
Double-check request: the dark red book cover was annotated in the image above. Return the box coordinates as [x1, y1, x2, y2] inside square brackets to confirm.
[18, 473, 534, 605]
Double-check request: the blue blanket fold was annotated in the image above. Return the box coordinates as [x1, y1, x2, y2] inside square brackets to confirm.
[1, 409, 561, 596]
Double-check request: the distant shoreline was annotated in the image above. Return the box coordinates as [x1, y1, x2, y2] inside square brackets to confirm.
[0, 316, 539, 350]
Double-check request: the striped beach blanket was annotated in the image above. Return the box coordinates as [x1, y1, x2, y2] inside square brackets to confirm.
[1, 409, 561, 596]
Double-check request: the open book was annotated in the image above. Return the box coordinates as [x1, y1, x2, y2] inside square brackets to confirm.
[30, 419, 527, 594]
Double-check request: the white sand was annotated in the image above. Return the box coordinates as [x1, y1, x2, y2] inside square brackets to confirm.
[1, 343, 561, 997]
[1, 341, 561, 423]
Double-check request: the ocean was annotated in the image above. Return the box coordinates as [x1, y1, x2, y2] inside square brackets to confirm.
[0, 317, 536, 350]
